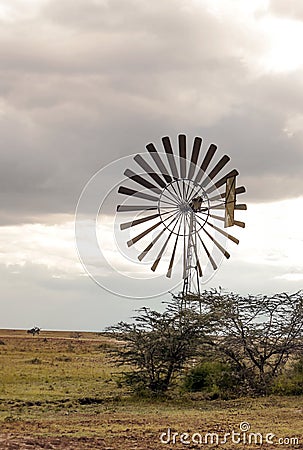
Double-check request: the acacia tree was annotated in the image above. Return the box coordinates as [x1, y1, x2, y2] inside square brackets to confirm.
[107, 290, 303, 396]
[107, 301, 213, 394]
[196, 289, 303, 394]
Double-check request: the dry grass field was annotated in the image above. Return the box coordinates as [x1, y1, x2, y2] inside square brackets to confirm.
[0, 329, 302, 449]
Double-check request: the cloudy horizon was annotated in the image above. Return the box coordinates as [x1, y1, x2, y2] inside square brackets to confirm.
[1, 0, 303, 331]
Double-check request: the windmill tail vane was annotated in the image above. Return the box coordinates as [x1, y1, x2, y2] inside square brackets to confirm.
[116, 134, 246, 300]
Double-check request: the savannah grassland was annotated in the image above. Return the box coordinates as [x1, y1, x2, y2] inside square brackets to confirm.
[0, 330, 302, 449]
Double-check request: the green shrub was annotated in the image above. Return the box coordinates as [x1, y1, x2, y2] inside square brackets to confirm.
[272, 358, 303, 395]
[122, 371, 168, 398]
[183, 361, 236, 396]
[272, 374, 303, 395]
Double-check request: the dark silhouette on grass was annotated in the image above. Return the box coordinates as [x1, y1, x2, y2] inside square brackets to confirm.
[27, 327, 41, 336]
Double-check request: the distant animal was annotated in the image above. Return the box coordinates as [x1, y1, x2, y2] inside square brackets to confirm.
[27, 327, 41, 336]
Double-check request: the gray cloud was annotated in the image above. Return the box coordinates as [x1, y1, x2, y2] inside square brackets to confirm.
[0, 0, 303, 224]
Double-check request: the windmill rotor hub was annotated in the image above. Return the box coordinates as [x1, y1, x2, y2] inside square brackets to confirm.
[178, 200, 192, 214]
[156, 178, 210, 236]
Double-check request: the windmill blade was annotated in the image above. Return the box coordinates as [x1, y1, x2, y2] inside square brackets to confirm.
[201, 155, 230, 188]
[200, 143, 218, 172]
[188, 143, 217, 200]
[206, 221, 239, 244]
[197, 260, 203, 277]
[208, 186, 246, 202]
[134, 155, 166, 189]
[120, 209, 175, 230]
[189, 168, 240, 202]
[209, 213, 245, 228]
[205, 169, 239, 194]
[196, 232, 218, 270]
[138, 233, 163, 261]
[151, 218, 180, 272]
[235, 186, 246, 195]
[194, 143, 217, 185]
[143, 158, 182, 205]
[214, 169, 239, 189]
[124, 168, 162, 194]
[160, 186, 182, 207]
[161, 136, 184, 199]
[128, 209, 180, 247]
[120, 213, 160, 230]
[179, 134, 186, 178]
[118, 186, 159, 202]
[188, 137, 202, 180]
[235, 204, 247, 210]
[127, 220, 163, 247]
[202, 227, 230, 259]
[146, 142, 172, 184]
[162, 136, 179, 179]
[117, 205, 158, 212]
[166, 220, 182, 278]
[208, 203, 247, 211]
[138, 213, 181, 261]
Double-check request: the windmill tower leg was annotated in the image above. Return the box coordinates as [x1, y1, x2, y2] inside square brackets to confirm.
[182, 212, 201, 311]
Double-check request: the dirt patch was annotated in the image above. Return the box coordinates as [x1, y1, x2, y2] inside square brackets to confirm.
[0, 433, 162, 450]
[0, 434, 107, 450]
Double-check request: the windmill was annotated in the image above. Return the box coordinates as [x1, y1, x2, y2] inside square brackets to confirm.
[116, 134, 246, 307]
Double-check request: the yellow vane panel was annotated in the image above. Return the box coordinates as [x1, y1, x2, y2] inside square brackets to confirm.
[224, 176, 236, 228]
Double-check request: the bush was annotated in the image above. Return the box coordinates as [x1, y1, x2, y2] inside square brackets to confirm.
[122, 372, 156, 397]
[183, 361, 237, 397]
[272, 358, 303, 395]
[107, 301, 212, 395]
[196, 289, 303, 395]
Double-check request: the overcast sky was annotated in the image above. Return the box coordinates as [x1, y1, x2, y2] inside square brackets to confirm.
[1, 0, 303, 330]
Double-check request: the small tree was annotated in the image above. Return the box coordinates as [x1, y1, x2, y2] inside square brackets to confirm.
[198, 289, 303, 394]
[107, 300, 213, 394]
